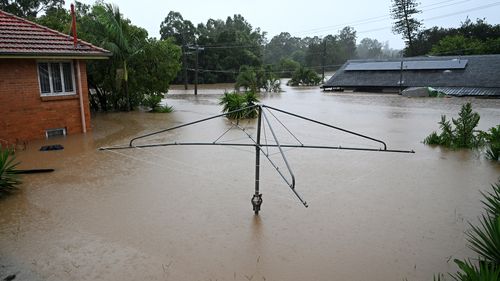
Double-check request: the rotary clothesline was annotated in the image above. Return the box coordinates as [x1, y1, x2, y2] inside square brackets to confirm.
[99, 104, 414, 215]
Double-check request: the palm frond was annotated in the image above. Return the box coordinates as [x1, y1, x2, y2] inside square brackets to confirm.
[466, 215, 500, 265]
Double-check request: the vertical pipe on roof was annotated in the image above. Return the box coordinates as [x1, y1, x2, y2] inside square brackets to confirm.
[71, 3, 78, 48]
[76, 60, 87, 133]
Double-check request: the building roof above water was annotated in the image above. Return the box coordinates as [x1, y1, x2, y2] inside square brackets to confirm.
[0, 9, 111, 58]
[324, 55, 500, 94]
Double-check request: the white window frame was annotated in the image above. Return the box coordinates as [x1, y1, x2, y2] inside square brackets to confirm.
[37, 60, 77, 96]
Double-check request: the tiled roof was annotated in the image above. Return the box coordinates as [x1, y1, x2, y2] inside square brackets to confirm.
[0, 10, 111, 58]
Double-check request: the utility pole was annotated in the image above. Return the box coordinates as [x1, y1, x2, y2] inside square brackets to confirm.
[322, 38, 326, 82]
[195, 46, 199, 95]
[189, 45, 204, 95]
[182, 45, 188, 90]
[399, 58, 404, 94]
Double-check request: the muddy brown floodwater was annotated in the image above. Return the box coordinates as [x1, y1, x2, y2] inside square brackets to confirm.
[1, 81, 500, 281]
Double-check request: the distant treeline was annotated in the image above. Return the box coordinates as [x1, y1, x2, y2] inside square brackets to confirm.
[2, 1, 499, 90]
[159, 11, 400, 84]
[407, 18, 500, 56]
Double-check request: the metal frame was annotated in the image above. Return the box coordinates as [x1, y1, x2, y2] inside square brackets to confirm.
[100, 104, 414, 215]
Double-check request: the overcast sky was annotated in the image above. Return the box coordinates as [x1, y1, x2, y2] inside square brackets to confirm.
[65, 0, 500, 49]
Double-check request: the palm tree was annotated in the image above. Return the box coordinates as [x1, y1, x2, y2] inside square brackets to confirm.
[94, 4, 134, 111]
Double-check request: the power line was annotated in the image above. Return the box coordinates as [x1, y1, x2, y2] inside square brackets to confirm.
[355, 1, 500, 35]
[292, 0, 473, 36]
[187, 0, 497, 51]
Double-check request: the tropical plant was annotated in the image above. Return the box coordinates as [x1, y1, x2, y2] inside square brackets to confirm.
[451, 259, 500, 281]
[431, 180, 500, 281]
[235, 66, 281, 93]
[287, 66, 322, 86]
[219, 91, 259, 120]
[465, 178, 500, 266]
[72, 3, 180, 112]
[94, 3, 135, 111]
[481, 182, 500, 219]
[424, 103, 484, 149]
[142, 94, 162, 111]
[235, 66, 259, 93]
[466, 214, 500, 265]
[0, 145, 21, 195]
[484, 125, 500, 161]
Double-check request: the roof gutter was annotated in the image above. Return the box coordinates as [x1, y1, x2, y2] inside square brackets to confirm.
[0, 54, 112, 60]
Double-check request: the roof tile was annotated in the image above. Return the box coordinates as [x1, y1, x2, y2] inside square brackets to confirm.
[0, 9, 111, 58]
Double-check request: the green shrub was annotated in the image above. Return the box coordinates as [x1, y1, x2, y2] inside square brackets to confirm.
[152, 104, 173, 113]
[287, 66, 321, 86]
[453, 103, 482, 148]
[142, 94, 173, 113]
[484, 125, 500, 161]
[142, 94, 163, 111]
[0, 145, 21, 195]
[423, 103, 484, 149]
[219, 91, 259, 120]
[235, 65, 282, 93]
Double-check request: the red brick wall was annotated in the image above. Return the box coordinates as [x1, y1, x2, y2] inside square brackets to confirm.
[0, 58, 91, 145]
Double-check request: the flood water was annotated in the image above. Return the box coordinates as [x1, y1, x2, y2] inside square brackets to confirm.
[1, 82, 500, 281]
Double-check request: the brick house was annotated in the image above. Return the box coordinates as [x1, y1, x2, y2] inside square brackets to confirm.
[0, 10, 111, 145]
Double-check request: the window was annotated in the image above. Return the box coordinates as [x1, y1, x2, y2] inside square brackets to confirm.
[38, 61, 75, 96]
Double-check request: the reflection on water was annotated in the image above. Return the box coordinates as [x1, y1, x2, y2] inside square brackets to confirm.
[1, 81, 499, 281]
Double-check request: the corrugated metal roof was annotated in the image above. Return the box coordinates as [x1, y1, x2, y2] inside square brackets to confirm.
[345, 59, 468, 71]
[434, 87, 500, 96]
[0, 10, 111, 58]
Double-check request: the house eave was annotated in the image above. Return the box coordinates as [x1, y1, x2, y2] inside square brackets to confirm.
[0, 52, 111, 60]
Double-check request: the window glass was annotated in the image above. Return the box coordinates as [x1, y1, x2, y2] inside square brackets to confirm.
[62, 63, 74, 92]
[38, 61, 75, 95]
[50, 63, 63, 93]
[38, 63, 51, 93]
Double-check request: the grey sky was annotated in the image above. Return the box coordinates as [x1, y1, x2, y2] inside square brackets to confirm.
[66, 0, 500, 49]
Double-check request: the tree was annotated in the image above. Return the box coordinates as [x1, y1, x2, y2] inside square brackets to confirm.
[263, 32, 306, 65]
[196, 14, 265, 83]
[0, 0, 63, 18]
[277, 58, 300, 78]
[74, 3, 180, 112]
[129, 38, 181, 99]
[35, 6, 70, 32]
[160, 11, 196, 88]
[390, 0, 423, 56]
[357, 38, 383, 59]
[410, 19, 500, 56]
[94, 3, 138, 111]
[337, 27, 357, 61]
[430, 35, 485, 55]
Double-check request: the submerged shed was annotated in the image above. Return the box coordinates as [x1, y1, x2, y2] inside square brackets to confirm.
[322, 54, 500, 96]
